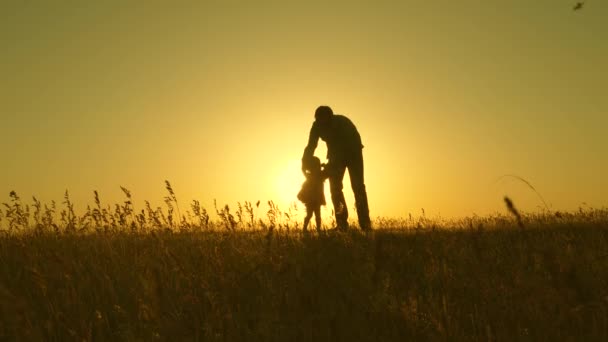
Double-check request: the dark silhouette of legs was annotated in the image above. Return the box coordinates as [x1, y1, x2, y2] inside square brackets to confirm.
[314, 207, 322, 232]
[328, 163, 348, 229]
[327, 150, 371, 231]
[304, 205, 322, 232]
[347, 150, 371, 230]
[303, 205, 313, 231]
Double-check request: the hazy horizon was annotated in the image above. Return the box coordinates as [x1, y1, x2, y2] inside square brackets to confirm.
[1, 1, 606, 219]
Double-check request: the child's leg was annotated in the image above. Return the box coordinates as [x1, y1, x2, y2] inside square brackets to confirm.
[314, 206, 322, 232]
[303, 206, 313, 231]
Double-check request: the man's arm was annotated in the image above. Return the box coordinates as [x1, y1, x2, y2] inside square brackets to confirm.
[302, 122, 319, 171]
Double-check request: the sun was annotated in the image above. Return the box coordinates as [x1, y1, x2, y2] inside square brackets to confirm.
[274, 158, 306, 208]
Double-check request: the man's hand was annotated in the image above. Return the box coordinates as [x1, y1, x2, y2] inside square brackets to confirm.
[301, 157, 310, 175]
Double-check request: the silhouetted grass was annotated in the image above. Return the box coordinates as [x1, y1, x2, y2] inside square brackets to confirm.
[1, 184, 607, 341]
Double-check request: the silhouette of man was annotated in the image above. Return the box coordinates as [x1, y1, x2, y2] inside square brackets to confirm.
[302, 105, 371, 231]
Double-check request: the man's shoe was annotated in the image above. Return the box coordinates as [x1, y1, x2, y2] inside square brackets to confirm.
[330, 224, 349, 232]
[359, 218, 372, 231]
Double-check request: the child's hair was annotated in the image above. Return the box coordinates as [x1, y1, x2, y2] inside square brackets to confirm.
[305, 156, 322, 172]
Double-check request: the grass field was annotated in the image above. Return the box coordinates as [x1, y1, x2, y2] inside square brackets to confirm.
[1, 186, 607, 341]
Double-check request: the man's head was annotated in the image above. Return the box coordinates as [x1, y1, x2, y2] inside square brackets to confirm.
[314, 106, 333, 125]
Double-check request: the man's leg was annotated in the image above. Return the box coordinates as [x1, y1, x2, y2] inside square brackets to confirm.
[328, 162, 348, 229]
[348, 150, 371, 230]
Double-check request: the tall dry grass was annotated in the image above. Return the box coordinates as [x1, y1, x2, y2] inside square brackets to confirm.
[1, 182, 607, 341]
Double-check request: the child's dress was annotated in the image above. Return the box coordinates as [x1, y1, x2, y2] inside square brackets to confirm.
[297, 172, 326, 207]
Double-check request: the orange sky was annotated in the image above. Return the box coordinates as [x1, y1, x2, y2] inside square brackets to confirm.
[1, 1, 607, 220]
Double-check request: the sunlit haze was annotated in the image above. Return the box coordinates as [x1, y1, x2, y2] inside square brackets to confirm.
[1, 1, 606, 219]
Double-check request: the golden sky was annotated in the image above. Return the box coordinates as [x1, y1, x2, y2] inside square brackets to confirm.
[1, 1, 606, 219]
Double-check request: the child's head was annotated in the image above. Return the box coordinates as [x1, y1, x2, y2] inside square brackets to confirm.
[305, 156, 322, 172]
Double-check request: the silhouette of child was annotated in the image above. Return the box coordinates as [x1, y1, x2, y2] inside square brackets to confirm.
[297, 156, 328, 232]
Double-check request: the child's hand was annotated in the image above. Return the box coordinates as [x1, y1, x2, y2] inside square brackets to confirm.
[302, 156, 317, 174]
[301, 158, 310, 175]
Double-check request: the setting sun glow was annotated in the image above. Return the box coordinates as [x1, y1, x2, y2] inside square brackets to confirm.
[274, 158, 306, 208]
[1, 1, 606, 218]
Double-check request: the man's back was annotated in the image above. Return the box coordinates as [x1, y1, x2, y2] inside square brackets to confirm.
[317, 115, 362, 160]
[303, 110, 363, 164]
